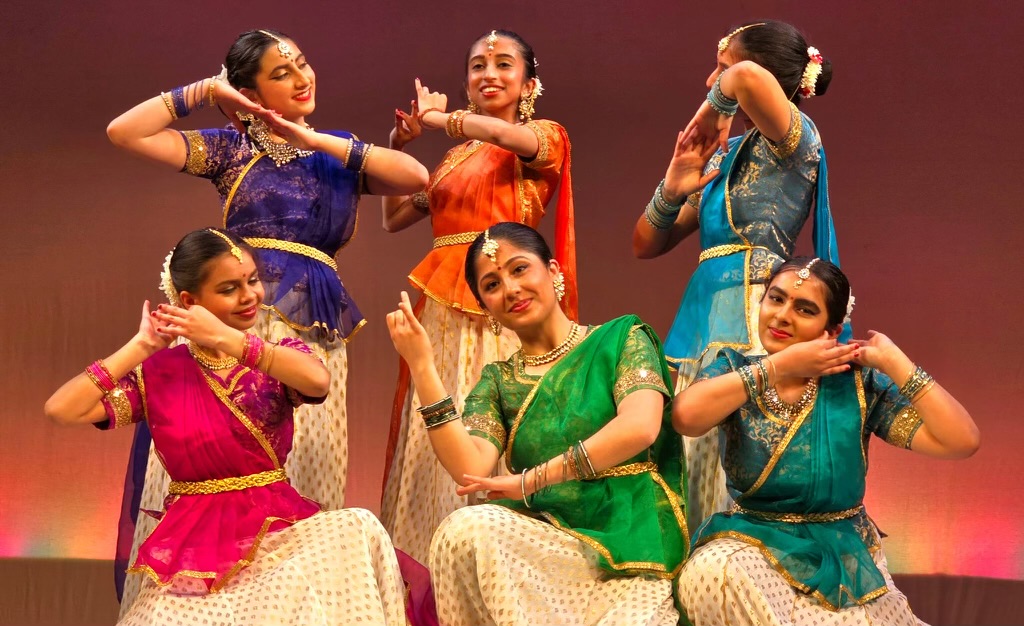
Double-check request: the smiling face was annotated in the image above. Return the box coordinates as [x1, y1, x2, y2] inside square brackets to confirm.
[244, 39, 315, 121]
[179, 251, 264, 331]
[758, 270, 839, 354]
[473, 240, 560, 331]
[466, 36, 534, 121]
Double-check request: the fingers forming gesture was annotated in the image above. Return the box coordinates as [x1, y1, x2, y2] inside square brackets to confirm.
[681, 99, 735, 155]
[773, 332, 858, 379]
[152, 303, 235, 348]
[663, 131, 721, 200]
[386, 291, 435, 371]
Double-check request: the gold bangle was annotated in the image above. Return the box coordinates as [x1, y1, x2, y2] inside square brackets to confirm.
[160, 92, 177, 120]
[360, 143, 374, 173]
[342, 139, 354, 168]
[207, 76, 217, 107]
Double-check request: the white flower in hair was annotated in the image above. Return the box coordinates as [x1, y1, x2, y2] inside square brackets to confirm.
[843, 291, 855, 325]
[159, 248, 181, 306]
[533, 76, 544, 97]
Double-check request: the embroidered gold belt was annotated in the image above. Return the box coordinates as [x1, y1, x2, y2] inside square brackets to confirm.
[433, 231, 482, 248]
[731, 503, 864, 523]
[697, 244, 755, 263]
[168, 468, 288, 495]
[593, 461, 658, 479]
[244, 237, 338, 271]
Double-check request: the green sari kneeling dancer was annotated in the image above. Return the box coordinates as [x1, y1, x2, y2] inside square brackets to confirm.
[673, 257, 980, 625]
[387, 222, 687, 626]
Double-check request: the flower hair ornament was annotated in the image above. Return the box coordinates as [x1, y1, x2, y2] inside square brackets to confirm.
[792, 258, 819, 289]
[259, 29, 293, 59]
[481, 229, 500, 263]
[159, 248, 181, 306]
[799, 47, 824, 98]
[718, 23, 766, 54]
[843, 289, 856, 325]
[207, 228, 244, 263]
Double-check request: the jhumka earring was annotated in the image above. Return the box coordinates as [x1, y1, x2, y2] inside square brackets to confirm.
[793, 258, 820, 289]
[259, 29, 293, 59]
[518, 92, 537, 122]
[486, 313, 502, 336]
[467, 101, 481, 114]
[553, 272, 566, 302]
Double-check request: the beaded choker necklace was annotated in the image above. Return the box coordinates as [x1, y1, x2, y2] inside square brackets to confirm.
[247, 118, 313, 166]
[188, 342, 239, 370]
[520, 323, 583, 367]
[762, 378, 818, 420]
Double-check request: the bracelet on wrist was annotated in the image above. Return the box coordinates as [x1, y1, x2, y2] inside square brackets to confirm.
[707, 73, 739, 117]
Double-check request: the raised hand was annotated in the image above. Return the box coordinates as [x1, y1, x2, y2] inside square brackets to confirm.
[211, 80, 266, 133]
[848, 330, 901, 371]
[770, 331, 858, 379]
[391, 100, 423, 150]
[256, 110, 321, 151]
[663, 132, 721, 202]
[137, 300, 173, 354]
[152, 303, 238, 349]
[681, 99, 735, 155]
[414, 78, 448, 129]
[386, 291, 435, 372]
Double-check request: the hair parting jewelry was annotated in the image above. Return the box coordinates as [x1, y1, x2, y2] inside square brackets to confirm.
[798, 47, 825, 98]
[481, 229, 500, 263]
[793, 258, 820, 289]
[206, 228, 244, 263]
[259, 29, 293, 59]
[486, 29, 498, 51]
[718, 23, 767, 54]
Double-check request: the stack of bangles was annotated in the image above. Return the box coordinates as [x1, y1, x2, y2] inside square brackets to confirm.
[84, 360, 118, 395]
[342, 139, 374, 173]
[418, 396, 460, 429]
[160, 75, 219, 121]
[899, 365, 936, 402]
[240, 332, 278, 371]
[706, 72, 739, 116]
[445, 109, 470, 139]
[521, 439, 596, 509]
[644, 179, 684, 230]
[737, 358, 776, 400]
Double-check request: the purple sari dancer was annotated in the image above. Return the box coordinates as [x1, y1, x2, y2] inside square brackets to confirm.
[105, 28, 429, 609]
[45, 229, 428, 626]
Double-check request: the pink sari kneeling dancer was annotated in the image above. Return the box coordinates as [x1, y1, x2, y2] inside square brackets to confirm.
[45, 229, 411, 626]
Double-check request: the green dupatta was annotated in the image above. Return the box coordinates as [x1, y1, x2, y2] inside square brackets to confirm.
[495, 315, 688, 579]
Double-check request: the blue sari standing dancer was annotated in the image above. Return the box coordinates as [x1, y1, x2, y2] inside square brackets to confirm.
[105, 29, 428, 611]
[632, 21, 845, 531]
[672, 258, 979, 625]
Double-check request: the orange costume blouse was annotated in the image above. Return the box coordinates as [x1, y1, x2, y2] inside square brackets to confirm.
[408, 119, 578, 319]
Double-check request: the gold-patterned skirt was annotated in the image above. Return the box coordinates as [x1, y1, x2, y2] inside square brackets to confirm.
[118, 508, 408, 626]
[429, 504, 679, 626]
[677, 536, 925, 626]
[380, 298, 519, 563]
[120, 316, 350, 617]
[679, 283, 766, 532]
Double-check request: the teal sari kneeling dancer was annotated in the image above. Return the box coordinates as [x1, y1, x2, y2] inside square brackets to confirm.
[673, 258, 980, 625]
[632, 21, 845, 531]
[387, 223, 687, 626]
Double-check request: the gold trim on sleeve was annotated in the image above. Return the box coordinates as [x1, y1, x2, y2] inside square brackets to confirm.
[765, 102, 803, 160]
[463, 413, 507, 449]
[181, 130, 210, 175]
[613, 368, 670, 403]
[108, 387, 134, 429]
[887, 406, 922, 450]
[522, 120, 550, 168]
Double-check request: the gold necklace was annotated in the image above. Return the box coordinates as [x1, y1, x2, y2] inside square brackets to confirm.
[762, 378, 818, 420]
[247, 118, 313, 167]
[188, 342, 239, 370]
[520, 323, 583, 367]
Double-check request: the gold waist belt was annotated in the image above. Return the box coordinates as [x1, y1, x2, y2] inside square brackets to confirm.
[732, 503, 864, 523]
[593, 461, 658, 480]
[433, 231, 482, 248]
[698, 244, 754, 264]
[168, 468, 288, 496]
[244, 237, 338, 272]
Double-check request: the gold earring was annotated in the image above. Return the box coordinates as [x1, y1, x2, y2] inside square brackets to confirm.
[518, 91, 537, 121]
[486, 313, 502, 336]
[467, 101, 480, 114]
[553, 272, 565, 302]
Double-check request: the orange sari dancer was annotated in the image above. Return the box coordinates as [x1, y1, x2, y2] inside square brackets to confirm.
[378, 29, 577, 562]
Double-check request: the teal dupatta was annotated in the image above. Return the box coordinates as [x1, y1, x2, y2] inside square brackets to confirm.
[693, 351, 889, 611]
